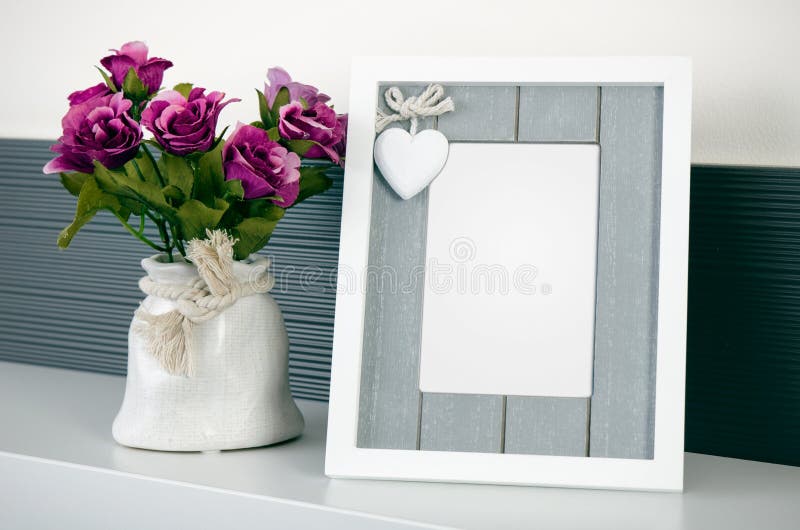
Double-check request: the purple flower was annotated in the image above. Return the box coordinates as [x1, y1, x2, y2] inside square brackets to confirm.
[100, 41, 173, 95]
[141, 87, 238, 156]
[264, 67, 330, 107]
[43, 92, 142, 174]
[222, 123, 301, 206]
[278, 101, 344, 164]
[332, 113, 348, 161]
[68, 83, 111, 106]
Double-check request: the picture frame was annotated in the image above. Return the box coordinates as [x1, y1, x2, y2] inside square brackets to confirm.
[326, 56, 691, 491]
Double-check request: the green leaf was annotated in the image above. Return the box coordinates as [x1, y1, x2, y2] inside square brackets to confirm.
[266, 127, 280, 142]
[184, 150, 206, 162]
[286, 139, 316, 157]
[92, 161, 131, 195]
[58, 177, 123, 248]
[173, 83, 193, 98]
[209, 127, 229, 151]
[223, 179, 244, 201]
[127, 150, 160, 186]
[157, 152, 194, 196]
[271, 87, 290, 112]
[231, 214, 284, 260]
[176, 199, 228, 241]
[269, 86, 290, 124]
[59, 172, 91, 196]
[162, 185, 186, 204]
[194, 142, 225, 206]
[256, 88, 273, 128]
[122, 67, 147, 100]
[93, 161, 178, 223]
[249, 121, 268, 130]
[90, 163, 143, 214]
[292, 166, 333, 207]
[143, 138, 165, 151]
[95, 66, 118, 92]
[218, 204, 244, 232]
[241, 197, 285, 220]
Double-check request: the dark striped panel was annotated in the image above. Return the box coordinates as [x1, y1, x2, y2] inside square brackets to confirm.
[0, 139, 342, 402]
[687, 165, 800, 466]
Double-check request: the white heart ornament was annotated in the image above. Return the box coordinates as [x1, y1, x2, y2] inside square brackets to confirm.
[373, 128, 450, 200]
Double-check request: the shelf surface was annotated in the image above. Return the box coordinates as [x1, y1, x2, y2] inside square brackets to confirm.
[1, 360, 799, 530]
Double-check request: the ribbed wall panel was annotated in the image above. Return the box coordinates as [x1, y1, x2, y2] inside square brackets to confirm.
[687, 165, 800, 466]
[0, 139, 341, 401]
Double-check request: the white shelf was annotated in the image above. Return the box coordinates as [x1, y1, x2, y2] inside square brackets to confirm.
[1, 361, 799, 530]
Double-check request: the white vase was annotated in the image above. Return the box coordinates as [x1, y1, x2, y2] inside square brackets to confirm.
[112, 255, 304, 451]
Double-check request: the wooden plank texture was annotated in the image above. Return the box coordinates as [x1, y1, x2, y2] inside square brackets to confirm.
[517, 86, 598, 142]
[437, 86, 517, 141]
[504, 397, 589, 456]
[359, 83, 663, 457]
[356, 85, 431, 449]
[417, 85, 514, 452]
[589, 86, 663, 459]
[419, 394, 504, 453]
[503, 86, 599, 456]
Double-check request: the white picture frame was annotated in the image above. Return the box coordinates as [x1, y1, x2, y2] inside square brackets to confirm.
[326, 56, 691, 491]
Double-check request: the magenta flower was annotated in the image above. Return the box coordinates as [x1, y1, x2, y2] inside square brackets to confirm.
[100, 41, 173, 95]
[141, 87, 238, 156]
[278, 101, 344, 164]
[264, 67, 330, 107]
[332, 113, 348, 161]
[68, 83, 111, 106]
[43, 92, 142, 174]
[222, 123, 301, 206]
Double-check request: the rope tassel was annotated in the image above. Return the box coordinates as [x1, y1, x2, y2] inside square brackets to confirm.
[135, 310, 194, 376]
[134, 229, 275, 377]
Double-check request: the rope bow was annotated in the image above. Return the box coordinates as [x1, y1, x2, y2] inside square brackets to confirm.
[134, 229, 275, 377]
[375, 84, 455, 135]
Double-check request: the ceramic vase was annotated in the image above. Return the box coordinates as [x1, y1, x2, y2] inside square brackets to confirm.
[112, 255, 304, 451]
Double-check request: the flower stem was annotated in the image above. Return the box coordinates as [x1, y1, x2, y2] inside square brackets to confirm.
[170, 222, 187, 258]
[131, 158, 146, 182]
[140, 145, 166, 187]
[111, 210, 166, 252]
[143, 211, 174, 261]
[155, 219, 173, 262]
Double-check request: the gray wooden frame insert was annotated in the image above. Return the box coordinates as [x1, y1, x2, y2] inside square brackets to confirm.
[357, 83, 663, 459]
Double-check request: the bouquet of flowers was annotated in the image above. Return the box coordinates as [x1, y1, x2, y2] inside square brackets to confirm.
[43, 41, 346, 261]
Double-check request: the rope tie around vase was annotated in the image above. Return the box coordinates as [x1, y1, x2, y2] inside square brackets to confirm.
[134, 229, 275, 377]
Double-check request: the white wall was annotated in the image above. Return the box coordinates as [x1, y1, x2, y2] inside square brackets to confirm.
[2, 0, 799, 166]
